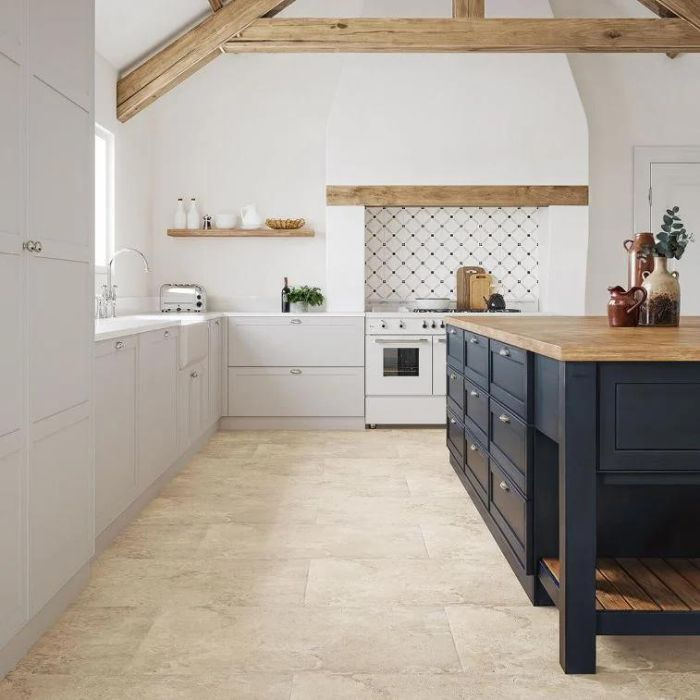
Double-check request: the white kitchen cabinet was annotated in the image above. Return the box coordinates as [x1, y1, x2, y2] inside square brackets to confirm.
[228, 316, 364, 367]
[28, 0, 93, 110]
[178, 359, 209, 452]
[95, 337, 138, 536]
[138, 328, 178, 487]
[28, 406, 92, 615]
[209, 319, 223, 423]
[0, 434, 25, 648]
[228, 367, 365, 417]
[0, 0, 23, 63]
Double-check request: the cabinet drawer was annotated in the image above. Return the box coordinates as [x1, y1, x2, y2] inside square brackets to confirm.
[489, 399, 530, 495]
[464, 430, 489, 506]
[228, 316, 364, 367]
[447, 410, 465, 466]
[446, 326, 464, 369]
[464, 378, 489, 444]
[490, 340, 530, 420]
[228, 367, 364, 417]
[600, 364, 700, 471]
[465, 332, 488, 389]
[490, 460, 530, 569]
[447, 368, 464, 413]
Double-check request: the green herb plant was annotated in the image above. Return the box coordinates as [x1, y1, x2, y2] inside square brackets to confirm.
[287, 285, 325, 308]
[655, 206, 694, 260]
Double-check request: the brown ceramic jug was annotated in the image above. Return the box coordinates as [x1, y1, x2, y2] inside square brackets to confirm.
[607, 286, 647, 327]
[623, 233, 655, 288]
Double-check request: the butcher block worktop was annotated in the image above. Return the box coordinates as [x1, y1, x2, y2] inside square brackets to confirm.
[447, 315, 700, 362]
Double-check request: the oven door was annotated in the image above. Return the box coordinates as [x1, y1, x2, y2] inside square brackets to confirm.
[366, 336, 434, 396]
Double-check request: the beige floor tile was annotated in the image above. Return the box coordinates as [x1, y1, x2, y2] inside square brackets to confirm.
[406, 471, 470, 497]
[305, 559, 528, 607]
[128, 605, 461, 675]
[421, 524, 506, 561]
[80, 557, 309, 609]
[198, 522, 428, 559]
[315, 494, 481, 528]
[105, 522, 209, 560]
[0, 672, 292, 699]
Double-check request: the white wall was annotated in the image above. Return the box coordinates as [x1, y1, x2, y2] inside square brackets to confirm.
[95, 53, 155, 307]
[551, 0, 700, 314]
[146, 0, 588, 312]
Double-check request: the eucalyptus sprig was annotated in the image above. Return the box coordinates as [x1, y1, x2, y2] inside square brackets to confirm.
[656, 206, 694, 260]
[287, 285, 325, 307]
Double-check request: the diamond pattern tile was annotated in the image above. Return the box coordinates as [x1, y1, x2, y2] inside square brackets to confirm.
[365, 206, 541, 303]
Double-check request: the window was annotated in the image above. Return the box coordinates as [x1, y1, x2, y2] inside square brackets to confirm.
[95, 124, 114, 271]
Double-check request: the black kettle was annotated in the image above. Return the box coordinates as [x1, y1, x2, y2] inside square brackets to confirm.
[483, 293, 506, 311]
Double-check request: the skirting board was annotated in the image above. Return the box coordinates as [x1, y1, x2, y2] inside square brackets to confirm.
[220, 417, 366, 431]
[95, 421, 219, 556]
[0, 564, 90, 680]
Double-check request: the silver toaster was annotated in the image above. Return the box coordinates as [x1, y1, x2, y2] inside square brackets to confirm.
[160, 284, 207, 313]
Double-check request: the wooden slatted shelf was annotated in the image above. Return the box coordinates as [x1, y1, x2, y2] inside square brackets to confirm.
[540, 558, 700, 612]
[167, 227, 315, 238]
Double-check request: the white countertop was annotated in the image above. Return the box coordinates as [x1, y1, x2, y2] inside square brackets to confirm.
[94, 311, 365, 341]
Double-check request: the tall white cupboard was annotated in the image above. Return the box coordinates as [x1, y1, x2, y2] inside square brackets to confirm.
[0, 0, 94, 675]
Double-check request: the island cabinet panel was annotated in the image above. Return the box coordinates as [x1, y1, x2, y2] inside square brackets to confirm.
[446, 326, 464, 369]
[600, 364, 700, 471]
[464, 331, 489, 389]
[489, 399, 530, 496]
[489, 340, 531, 420]
[464, 429, 489, 506]
[490, 460, 530, 570]
[534, 355, 560, 443]
[447, 409, 465, 467]
[465, 378, 489, 445]
[446, 368, 464, 415]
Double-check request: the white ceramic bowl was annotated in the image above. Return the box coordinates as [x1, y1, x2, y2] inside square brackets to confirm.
[215, 212, 237, 229]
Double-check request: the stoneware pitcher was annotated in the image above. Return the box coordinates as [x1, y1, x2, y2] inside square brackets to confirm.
[639, 256, 681, 327]
[607, 286, 647, 327]
[240, 204, 263, 229]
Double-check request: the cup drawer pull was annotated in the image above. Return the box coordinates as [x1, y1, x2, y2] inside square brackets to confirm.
[499, 347, 511, 358]
[290, 368, 303, 375]
[469, 443, 479, 452]
[449, 417, 457, 425]
[469, 337, 479, 344]
[499, 480, 510, 492]
[498, 414, 511, 424]
[469, 390, 480, 398]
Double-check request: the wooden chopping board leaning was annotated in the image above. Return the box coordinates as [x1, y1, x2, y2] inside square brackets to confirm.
[455, 266, 485, 311]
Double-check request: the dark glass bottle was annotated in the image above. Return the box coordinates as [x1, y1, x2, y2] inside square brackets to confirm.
[281, 277, 290, 313]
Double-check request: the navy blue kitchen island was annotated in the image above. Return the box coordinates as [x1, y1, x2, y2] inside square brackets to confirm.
[445, 315, 700, 674]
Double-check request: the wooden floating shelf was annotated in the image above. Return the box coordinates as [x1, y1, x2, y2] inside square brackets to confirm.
[167, 228, 315, 238]
[541, 557, 700, 612]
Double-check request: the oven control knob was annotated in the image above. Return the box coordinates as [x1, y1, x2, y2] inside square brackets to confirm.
[431, 321, 437, 329]
[422, 321, 428, 329]
[440, 320, 445, 329]
[380, 320, 387, 329]
[399, 320, 405, 329]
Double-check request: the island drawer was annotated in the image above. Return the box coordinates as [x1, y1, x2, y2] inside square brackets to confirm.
[599, 364, 700, 472]
[447, 368, 465, 414]
[464, 429, 489, 506]
[464, 378, 489, 445]
[465, 331, 489, 389]
[447, 409, 465, 466]
[446, 326, 464, 369]
[490, 340, 530, 420]
[490, 460, 530, 570]
[489, 399, 530, 495]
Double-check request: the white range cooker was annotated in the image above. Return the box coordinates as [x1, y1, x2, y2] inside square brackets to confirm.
[365, 312, 452, 426]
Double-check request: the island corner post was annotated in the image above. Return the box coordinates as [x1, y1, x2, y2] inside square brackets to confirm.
[558, 361, 597, 674]
[444, 315, 700, 675]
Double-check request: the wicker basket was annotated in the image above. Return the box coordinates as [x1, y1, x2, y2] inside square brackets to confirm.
[266, 218, 306, 230]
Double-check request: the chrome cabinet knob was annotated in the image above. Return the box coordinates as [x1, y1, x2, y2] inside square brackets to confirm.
[448, 328, 456, 335]
[498, 414, 511, 424]
[499, 347, 511, 358]
[469, 443, 478, 452]
[290, 368, 302, 375]
[449, 417, 456, 424]
[34, 241, 42, 253]
[499, 481, 510, 492]
[115, 341, 125, 350]
[191, 371, 199, 379]
[449, 373, 457, 381]
[23, 240, 37, 253]
[470, 390, 479, 398]
[164, 330, 170, 338]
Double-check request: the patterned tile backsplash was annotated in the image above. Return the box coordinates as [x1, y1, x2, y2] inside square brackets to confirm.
[365, 206, 542, 303]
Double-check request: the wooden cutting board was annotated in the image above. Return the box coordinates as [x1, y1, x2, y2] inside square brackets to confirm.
[468, 273, 492, 311]
[456, 266, 485, 311]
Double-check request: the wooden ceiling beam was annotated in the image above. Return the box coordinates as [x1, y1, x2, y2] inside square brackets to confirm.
[653, 0, 700, 30]
[117, 0, 291, 122]
[264, 0, 296, 18]
[223, 18, 700, 53]
[208, 0, 224, 12]
[636, 0, 677, 17]
[453, 0, 485, 18]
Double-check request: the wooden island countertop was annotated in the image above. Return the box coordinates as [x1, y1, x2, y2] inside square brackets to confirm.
[447, 315, 700, 362]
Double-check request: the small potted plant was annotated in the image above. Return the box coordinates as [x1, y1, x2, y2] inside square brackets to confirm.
[287, 285, 325, 313]
[639, 206, 694, 327]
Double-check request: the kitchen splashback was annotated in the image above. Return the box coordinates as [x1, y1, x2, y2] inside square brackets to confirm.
[365, 206, 541, 303]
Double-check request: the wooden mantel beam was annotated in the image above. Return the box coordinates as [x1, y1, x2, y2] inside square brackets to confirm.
[117, 0, 290, 122]
[453, 0, 485, 18]
[223, 18, 700, 54]
[653, 0, 700, 30]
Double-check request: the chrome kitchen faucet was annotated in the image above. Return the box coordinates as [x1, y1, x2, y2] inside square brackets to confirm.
[98, 248, 151, 318]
